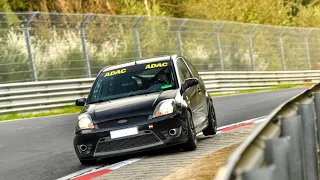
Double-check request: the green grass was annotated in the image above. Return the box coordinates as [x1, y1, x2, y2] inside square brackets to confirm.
[210, 83, 306, 97]
[0, 105, 83, 121]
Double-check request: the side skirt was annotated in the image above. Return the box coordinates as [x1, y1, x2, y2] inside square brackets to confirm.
[195, 118, 209, 134]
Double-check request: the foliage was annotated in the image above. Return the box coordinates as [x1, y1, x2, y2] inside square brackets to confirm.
[0, 29, 32, 83]
[0, 0, 13, 12]
[0, 28, 138, 82]
[0, 0, 320, 28]
[293, 5, 320, 27]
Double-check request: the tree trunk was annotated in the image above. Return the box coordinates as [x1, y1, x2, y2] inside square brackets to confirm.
[144, 0, 151, 16]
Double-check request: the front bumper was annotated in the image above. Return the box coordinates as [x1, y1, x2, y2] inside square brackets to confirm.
[73, 113, 188, 160]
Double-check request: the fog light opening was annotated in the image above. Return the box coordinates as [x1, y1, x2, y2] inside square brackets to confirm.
[79, 144, 88, 152]
[169, 129, 177, 136]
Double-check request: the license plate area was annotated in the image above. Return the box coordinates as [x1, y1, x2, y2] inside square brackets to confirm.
[110, 127, 138, 139]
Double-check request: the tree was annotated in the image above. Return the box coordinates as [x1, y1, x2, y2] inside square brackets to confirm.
[0, 0, 12, 12]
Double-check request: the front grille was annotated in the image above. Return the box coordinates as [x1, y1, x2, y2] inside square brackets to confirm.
[97, 115, 149, 129]
[154, 131, 166, 140]
[95, 133, 161, 153]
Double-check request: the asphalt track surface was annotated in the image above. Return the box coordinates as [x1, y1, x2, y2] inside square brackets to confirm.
[0, 87, 305, 180]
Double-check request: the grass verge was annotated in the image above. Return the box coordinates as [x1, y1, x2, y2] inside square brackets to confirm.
[160, 143, 240, 180]
[0, 105, 82, 121]
[210, 83, 307, 97]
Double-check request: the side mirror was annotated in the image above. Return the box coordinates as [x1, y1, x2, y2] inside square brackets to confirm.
[182, 78, 199, 92]
[76, 98, 87, 106]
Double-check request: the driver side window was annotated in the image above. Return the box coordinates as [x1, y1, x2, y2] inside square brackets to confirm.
[176, 59, 192, 83]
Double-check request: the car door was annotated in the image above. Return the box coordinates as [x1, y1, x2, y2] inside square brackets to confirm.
[176, 58, 202, 128]
[183, 58, 208, 126]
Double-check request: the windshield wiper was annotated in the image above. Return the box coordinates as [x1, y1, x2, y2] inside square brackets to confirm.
[87, 99, 106, 104]
[88, 90, 163, 103]
[128, 89, 163, 97]
[88, 97, 120, 104]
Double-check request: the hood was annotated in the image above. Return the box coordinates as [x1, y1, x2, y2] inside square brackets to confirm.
[83, 89, 178, 123]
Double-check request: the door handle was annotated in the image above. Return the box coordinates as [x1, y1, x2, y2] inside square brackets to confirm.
[197, 88, 202, 92]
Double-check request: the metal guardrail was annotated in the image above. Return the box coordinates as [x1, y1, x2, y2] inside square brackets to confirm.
[0, 78, 94, 114]
[201, 70, 320, 93]
[1, 71, 320, 114]
[215, 82, 320, 179]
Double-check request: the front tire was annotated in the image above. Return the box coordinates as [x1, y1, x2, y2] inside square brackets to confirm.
[203, 101, 217, 136]
[182, 111, 197, 151]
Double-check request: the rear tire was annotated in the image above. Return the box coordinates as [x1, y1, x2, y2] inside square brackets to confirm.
[79, 159, 97, 165]
[203, 102, 217, 136]
[182, 111, 197, 151]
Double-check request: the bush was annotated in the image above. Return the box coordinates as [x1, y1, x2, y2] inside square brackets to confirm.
[0, 29, 32, 83]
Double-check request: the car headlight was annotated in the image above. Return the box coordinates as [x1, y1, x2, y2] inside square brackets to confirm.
[153, 99, 175, 117]
[78, 114, 94, 130]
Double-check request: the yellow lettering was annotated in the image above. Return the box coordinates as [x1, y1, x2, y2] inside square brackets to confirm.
[104, 68, 127, 77]
[145, 62, 168, 69]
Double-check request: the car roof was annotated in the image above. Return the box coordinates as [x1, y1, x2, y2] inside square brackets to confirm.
[101, 55, 179, 72]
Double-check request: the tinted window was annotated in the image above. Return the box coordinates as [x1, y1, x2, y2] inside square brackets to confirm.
[176, 58, 192, 83]
[184, 59, 200, 78]
[88, 60, 177, 103]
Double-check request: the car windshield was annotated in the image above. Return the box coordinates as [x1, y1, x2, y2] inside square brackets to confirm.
[88, 60, 177, 103]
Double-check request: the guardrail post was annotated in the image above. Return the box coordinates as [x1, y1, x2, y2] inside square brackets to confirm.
[80, 15, 92, 78]
[264, 137, 290, 180]
[176, 19, 187, 55]
[242, 165, 276, 180]
[248, 24, 257, 71]
[215, 21, 225, 71]
[281, 115, 304, 180]
[304, 29, 313, 70]
[278, 27, 287, 71]
[24, 12, 39, 81]
[133, 16, 145, 59]
[298, 102, 319, 180]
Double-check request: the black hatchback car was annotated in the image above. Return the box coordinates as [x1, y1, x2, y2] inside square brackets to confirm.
[73, 55, 218, 164]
